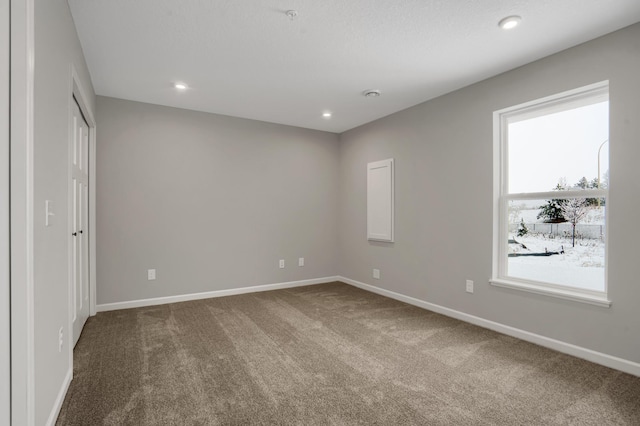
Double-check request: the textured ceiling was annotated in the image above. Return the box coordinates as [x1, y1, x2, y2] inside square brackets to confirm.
[68, 0, 640, 133]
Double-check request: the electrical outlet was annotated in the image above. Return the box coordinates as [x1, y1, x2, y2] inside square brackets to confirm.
[373, 269, 380, 279]
[298, 257, 304, 267]
[466, 279, 474, 293]
[279, 259, 285, 269]
[148, 269, 156, 280]
[58, 327, 63, 352]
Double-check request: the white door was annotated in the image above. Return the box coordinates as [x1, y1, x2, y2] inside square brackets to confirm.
[71, 97, 90, 345]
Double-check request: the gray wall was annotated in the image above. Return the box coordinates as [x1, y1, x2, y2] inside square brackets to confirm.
[96, 97, 339, 305]
[33, 0, 95, 424]
[0, 0, 10, 422]
[338, 23, 640, 363]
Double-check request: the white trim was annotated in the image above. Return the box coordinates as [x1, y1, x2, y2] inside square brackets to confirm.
[66, 83, 74, 380]
[10, 0, 35, 424]
[44, 368, 72, 426]
[493, 81, 610, 302]
[367, 158, 394, 242]
[0, 0, 10, 422]
[96, 276, 340, 312]
[499, 81, 609, 124]
[505, 189, 608, 200]
[338, 276, 640, 377]
[89, 127, 96, 316]
[68, 67, 96, 369]
[70, 68, 95, 127]
[490, 278, 611, 307]
[492, 109, 502, 283]
[69, 66, 97, 318]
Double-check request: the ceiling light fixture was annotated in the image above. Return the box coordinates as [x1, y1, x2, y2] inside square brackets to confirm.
[499, 15, 521, 30]
[286, 10, 298, 21]
[174, 83, 188, 90]
[363, 89, 381, 98]
[322, 112, 332, 118]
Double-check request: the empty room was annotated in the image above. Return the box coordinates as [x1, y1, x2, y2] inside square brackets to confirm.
[4, 0, 640, 425]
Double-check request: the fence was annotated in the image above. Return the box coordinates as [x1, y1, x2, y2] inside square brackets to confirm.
[509, 223, 605, 240]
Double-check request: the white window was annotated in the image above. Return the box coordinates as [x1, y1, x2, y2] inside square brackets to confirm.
[492, 82, 610, 307]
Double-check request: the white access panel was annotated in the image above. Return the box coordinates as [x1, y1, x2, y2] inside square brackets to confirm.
[367, 158, 394, 242]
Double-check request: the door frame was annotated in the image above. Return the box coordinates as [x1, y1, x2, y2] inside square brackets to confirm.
[1, 0, 11, 424]
[10, 0, 35, 424]
[68, 67, 96, 358]
[9, 4, 96, 424]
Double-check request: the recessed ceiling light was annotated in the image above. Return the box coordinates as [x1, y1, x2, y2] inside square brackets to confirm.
[322, 112, 332, 118]
[174, 83, 188, 90]
[363, 89, 381, 98]
[499, 16, 521, 30]
[286, 10, 298, 21]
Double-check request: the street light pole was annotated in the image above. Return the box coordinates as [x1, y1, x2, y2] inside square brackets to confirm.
[597, 139, 608, 206]
[597, 139, 609, 189]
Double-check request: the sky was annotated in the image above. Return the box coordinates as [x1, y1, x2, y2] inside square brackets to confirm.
[508, 101, 609, 194]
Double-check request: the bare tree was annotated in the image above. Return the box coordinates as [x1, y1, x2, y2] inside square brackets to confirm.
[560, 198, 590, 247]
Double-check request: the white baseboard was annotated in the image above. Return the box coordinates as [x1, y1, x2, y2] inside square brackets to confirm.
[96, 276, 340, 312]
[46, 367, 72, 426]
[338, 276, 640, 377]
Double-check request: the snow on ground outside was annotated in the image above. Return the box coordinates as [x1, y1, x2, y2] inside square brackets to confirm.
[508, 234, 605, 292]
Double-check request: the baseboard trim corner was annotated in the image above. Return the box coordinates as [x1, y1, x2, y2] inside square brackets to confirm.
[96, 276, 340, 312]
[337, 276, 640, 377]
[46, 367, 72, 426]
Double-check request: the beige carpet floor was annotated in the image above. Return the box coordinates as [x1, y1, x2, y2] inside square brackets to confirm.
[56, 282, 640, 425]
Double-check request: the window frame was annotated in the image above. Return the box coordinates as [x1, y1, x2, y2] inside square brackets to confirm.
[491, 81, 611, 307]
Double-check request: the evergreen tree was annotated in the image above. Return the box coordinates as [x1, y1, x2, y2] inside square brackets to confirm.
[574, 176, 600, 206]
[517, 219, 529, 237]
[576, 176, 589, 189]
[537, 177, 605, 222]
[537, 182, 567, 223]
[537, 200, 565, 222]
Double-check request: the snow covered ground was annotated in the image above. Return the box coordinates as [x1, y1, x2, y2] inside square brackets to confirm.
[508, 231, 605, 292]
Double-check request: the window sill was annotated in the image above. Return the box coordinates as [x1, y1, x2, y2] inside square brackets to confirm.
[490, 278, 611, 308]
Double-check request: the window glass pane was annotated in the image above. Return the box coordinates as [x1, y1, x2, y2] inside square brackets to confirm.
[507, 198, 605, 292]
[508, 101, 609, 194]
